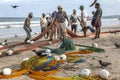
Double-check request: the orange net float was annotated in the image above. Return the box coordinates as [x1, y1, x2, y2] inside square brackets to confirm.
[0, 69, 28, 79]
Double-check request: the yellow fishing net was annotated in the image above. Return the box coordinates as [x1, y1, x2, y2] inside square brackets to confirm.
[0, 50, 102, 80]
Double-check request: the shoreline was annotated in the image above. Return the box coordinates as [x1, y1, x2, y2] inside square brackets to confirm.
[0, 25, 120, 40]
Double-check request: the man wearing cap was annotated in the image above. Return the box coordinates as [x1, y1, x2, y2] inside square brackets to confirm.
[23, 12, 33, 42]
[79, 5, 88, 37]
[52, 5, 70, 40]
[92, 3, 102, 39]
[70, 9, 80, 33]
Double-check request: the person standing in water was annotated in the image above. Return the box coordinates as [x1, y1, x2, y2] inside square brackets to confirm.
[23, 12, 33, 42]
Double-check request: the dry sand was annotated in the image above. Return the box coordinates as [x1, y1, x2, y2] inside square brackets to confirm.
[0, 27, 120, 80]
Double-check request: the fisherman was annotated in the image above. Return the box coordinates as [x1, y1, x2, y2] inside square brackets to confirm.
[79, 5, 88, 37]
[23, 12, 33, 42]
[92, 3, 102, 39]
[51, 5, 70, 40]
[40, 13, 48, 39]
[51, 11, 57, 39]
[70, 9, 80, 33]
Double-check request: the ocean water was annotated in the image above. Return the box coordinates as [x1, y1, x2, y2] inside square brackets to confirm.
[0, 17, 120, 38]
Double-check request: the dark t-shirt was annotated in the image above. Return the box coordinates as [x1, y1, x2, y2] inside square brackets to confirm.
[93, 7, 102, 20]
[55, 11, 67, 23]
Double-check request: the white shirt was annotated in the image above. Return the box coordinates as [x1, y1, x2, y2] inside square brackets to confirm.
[40, 17, 47, 27]
[81, 10, 87, 22]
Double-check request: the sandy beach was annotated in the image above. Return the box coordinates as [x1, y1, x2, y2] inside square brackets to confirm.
[0, 26, 120, 80]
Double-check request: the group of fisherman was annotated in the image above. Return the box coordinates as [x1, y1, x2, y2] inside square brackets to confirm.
[23, 2, 102, 42]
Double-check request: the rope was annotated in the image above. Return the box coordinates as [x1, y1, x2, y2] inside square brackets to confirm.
[75, 44, 105, 53]
[0, 69, 28, 79]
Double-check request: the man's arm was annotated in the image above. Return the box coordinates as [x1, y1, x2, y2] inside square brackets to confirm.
[77, 17, 81, 22]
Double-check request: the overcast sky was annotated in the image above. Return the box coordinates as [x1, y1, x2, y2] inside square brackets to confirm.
[0, 0, 120, 17]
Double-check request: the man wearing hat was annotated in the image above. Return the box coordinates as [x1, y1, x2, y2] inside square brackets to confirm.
[52, 5, 70, 40]
[23, 12, 33, 42]
[70, 9, 80, 33]
[79, 5, 88, 37]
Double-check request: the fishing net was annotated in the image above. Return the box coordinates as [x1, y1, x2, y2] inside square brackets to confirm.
[75, 44, 105, 53]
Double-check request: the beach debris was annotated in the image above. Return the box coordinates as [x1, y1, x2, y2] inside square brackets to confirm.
[22, 58, 29, 62]
[6, 50, 13, 55]
[98, 60, 111, 67]
[32, 50, 46, 56]
[32, 49, 52, 57]
[79, 68, 91, 77]
[0, 39, 8, 46]
[27, 40, 34, 45]
[45, 49, 51, 53]
[92, 43, 98, 47]
[114, 43, 120, 48]
[30, 41, 34, 44]
[53, 55, 60, 61]
[99, 69, 110, 79]
[2, 68, 12, 76]
[45, 49, 52, 57]
[59, 54, 67, 60]
[109, 31, 117, 34]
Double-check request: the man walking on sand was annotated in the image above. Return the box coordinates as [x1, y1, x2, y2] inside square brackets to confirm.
[92, 3, 102, 39]
[70, 9, 80, 33]
[23, 12, 33, 42]
[52, 5, 70, 40]
[79, 5, 88, 37]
